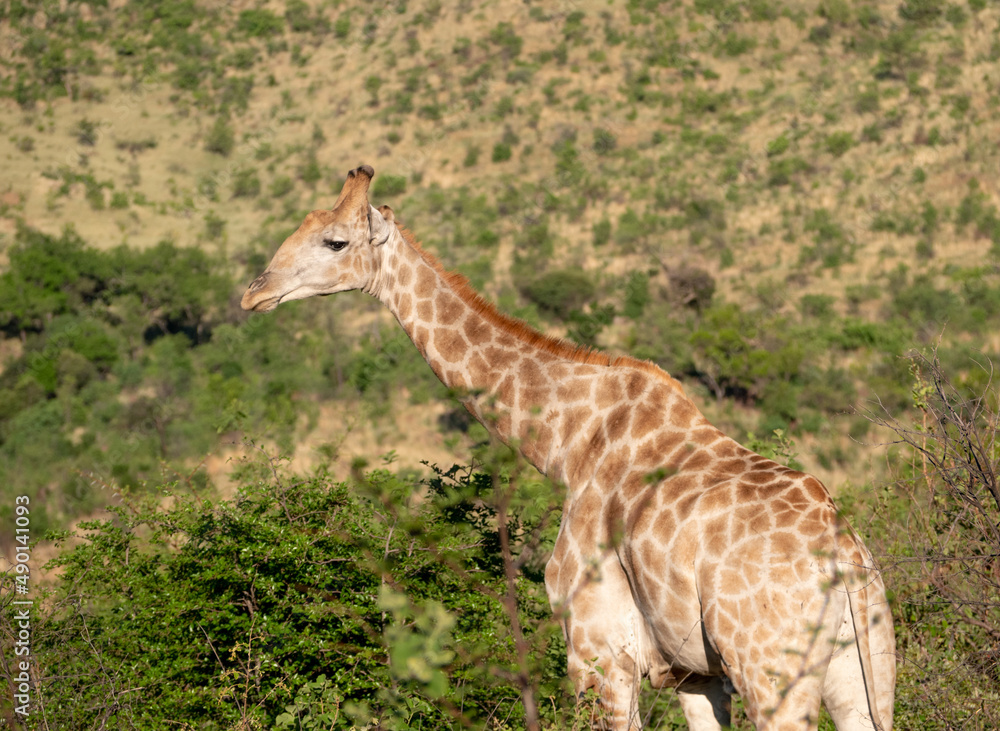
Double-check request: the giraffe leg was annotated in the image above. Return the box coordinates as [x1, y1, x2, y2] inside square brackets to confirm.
[822, 569, 895, 731]
[567, 649, 642, 730]
[549, 551, 647, 730]
[675, 675, 731, 731]
[704, 595, 838, 731]
[821, 629, 877, 731]
[738, 672, 825, 731]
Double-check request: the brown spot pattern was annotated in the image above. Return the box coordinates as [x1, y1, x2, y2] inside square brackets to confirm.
[434, 329, 467, 363]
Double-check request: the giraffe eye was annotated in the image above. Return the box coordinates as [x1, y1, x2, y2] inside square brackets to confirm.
[325, 239, 348, 252]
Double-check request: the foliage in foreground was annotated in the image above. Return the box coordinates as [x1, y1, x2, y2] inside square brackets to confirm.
[853, 352, 1000, 730]
[1, 453, 580, 730]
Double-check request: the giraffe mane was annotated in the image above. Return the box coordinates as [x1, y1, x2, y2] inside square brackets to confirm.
[395, 224, 686, 395]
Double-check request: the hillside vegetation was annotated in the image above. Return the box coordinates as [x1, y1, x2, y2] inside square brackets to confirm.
[0, 0, 999, 728]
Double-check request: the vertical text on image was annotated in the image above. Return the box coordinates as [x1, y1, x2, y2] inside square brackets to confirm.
[12, 495, 32, 718]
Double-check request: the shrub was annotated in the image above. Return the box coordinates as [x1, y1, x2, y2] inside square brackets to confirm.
[721, 32, 756, 56]
[668, 266, 715, 310]
[284, 0, 313, 32]
[819, 0, 852, 23]
[219, 75, 254, 112]
[623, 271, 650, 319]
[799, 293, 836, 319]
[494, 95, 515, 118]
[824, 131, 854, 157]
[562, 10, 587, 43]
[800, 208, 853, 268]
[488, 22, 522, 60]
[522, 269, 596, 319]
[898, 0, 944, 23]
[237, 8, 284, 37]
[767, 156, 811, 186]
[269, 175, 294, 198]
[8, 459, 569, 730]
[371, 174, 407, 198]
[204, 116, 235, 157]
[204, 211, 225, 239]
[231, 168, 261, 198]
[364, 75, 382, 105]
[949, 94, 971, 119]
[491, 142, 512, 163]
[592, 127, 617, 155]
[766, 133, 790, 156]
[299, 152, 322, 185]
[858, 352, 1000, 729]
[808, 23, 833, 44]
[592, 218, 611, 246]
[861, 123, 882, 143]
[75, 118, 100, 146]
[333, 14, 350, 39]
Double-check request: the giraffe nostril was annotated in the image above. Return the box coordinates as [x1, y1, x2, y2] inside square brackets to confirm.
[248, 273, 268, 292]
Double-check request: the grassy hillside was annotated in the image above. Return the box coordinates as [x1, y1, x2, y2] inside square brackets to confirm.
[1, 0, 999, 551]
[1, 1, 999, 727]
[2, 0, 999, 559]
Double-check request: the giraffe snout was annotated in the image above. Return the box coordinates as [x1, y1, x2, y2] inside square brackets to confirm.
[241, 272, 281, 312]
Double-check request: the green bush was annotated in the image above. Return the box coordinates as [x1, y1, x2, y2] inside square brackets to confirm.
[285, 0, 313, 33]
[12, 459, 567, 730]
[300, 152, 322, 185]
[592, 127, 617, 155]
[75, 118, 100, 146]
[720, 32, 756, 56]
[204, 116, 235, 157]
[219, 75, 254, 112]
[522, 269, 596, 319]
[766, 133, 790, 156]
[237, 8, 284, 37]
[623, 271, 650, 319]
[800, 208, 854, 267]
[898, 0, 944, 23]
[491, 142, 512, 163]
[854, 353, 1000, 729]
[333, 14, 350, 39]
[614, 208, 659, 248]
[269, 175, 294, 198]
[824, 131, 854, 157]
[488, 21, 523, 60]
[767, 156, 811, 186]
[231, 168, 261, 198]
[0, 225, 326, 524]
[371, 174, 407, 199]
[592, 217, 611, 246]
[364, 74, 382, 105]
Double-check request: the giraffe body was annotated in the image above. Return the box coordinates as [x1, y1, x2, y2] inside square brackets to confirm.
[241, 166, 896, 730]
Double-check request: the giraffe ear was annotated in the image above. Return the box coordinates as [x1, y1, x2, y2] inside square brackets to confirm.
[369, 204, 394, 246]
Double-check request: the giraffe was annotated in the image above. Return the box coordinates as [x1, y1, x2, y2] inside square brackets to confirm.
[241, 165, 896, 730]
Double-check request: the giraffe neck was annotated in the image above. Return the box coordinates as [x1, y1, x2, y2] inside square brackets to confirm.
[370, 227, 558, 471]
[370, 226, 701, 487]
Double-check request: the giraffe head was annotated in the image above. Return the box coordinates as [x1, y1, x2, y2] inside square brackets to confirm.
[240, 164, 396, 312]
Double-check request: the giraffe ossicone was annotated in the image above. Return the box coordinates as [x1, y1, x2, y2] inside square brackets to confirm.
[242, 165, 896, 731]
